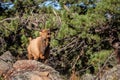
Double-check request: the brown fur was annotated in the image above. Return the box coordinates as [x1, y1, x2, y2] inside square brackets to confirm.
[27, 29, 50, 60]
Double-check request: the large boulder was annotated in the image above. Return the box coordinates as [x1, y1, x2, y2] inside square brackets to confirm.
[0, 51, 15, 76]
[4, 60, 63, 80]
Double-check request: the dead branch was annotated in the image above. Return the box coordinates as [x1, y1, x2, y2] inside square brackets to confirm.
[0, 16, 19, 23]
[71, 41, 85, 70]
[94, 52, 115, 80]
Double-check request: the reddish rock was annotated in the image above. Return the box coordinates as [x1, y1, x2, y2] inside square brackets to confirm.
[4, 60, 63, 80]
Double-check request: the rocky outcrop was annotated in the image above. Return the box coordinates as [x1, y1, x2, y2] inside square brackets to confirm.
[0, 51, 63, 80]
[101, 65, 120, 80]
[4, 60, 63, 80]
[74, 64, 120, 80]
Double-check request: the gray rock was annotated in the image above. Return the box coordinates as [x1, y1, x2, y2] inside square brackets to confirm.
[81, 74, 94, 80]
[0, 51, 14, 76]
[0, 51, 15, 62]
[101, 65, 120, 80]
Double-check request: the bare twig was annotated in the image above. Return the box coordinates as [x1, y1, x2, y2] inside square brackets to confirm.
[79, 65, 92, 72]
[71, 41, 85, 69]
[52, 9, 62, 26]
[0, 16, 19, 23]
[51, 37, 77, 54]
[63, 5, 70, 12]
[94, 52, 115, 80]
